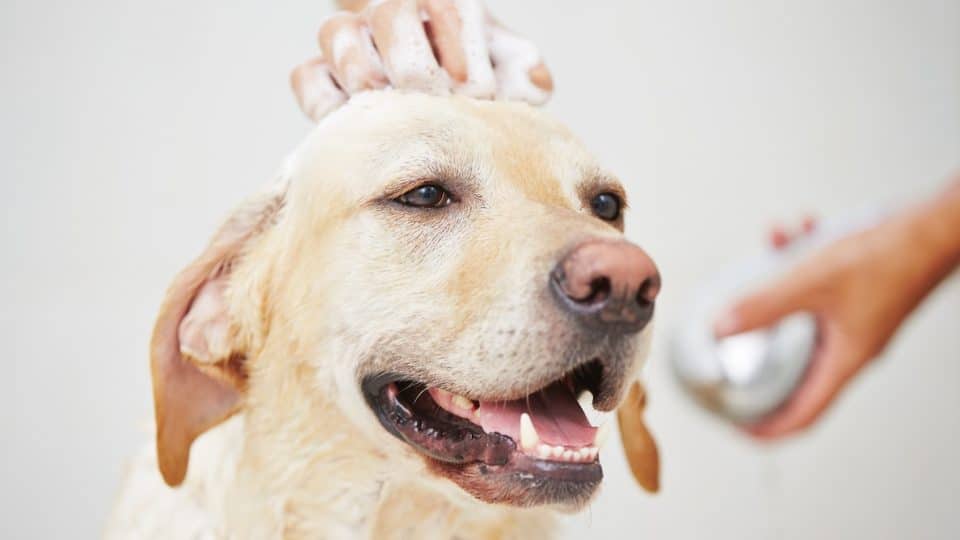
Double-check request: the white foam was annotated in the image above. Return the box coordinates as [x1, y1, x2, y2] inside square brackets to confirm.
[295, 62, 347, 122]
[450, 0, 495, 98]
[488, 25, 550, 105]
[381, 6, 450, 94]
[330, 23, 360, 66]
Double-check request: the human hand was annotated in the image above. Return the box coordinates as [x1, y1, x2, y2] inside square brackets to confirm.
[714, 182, 960, 439]
[291, 0, 553, 122]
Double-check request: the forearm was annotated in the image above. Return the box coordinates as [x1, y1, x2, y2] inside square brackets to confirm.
[898, 174, 960, 299]
[917, 175, 960, 270]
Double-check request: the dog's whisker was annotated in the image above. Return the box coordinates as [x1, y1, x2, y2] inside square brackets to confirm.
[412, 386, 430, 405]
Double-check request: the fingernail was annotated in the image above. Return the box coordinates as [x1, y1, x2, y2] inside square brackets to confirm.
[527, 63, 553, 92]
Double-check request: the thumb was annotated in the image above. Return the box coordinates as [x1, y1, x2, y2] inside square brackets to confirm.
[745, 340, 853, 439]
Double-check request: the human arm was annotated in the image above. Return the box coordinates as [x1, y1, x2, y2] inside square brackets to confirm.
[715, 175, 960, 439]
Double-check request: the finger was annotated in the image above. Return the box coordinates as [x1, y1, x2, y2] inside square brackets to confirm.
[336, 0, 370, 11]
[318, 12, 388, 93]
[420, 0, 495, 98]
[745, 342, 853, 439]
[487, 22, 553, 105]
[366, 0, 450, 94]
[713, 266, 818, 338]
[290, 57, 348, 123]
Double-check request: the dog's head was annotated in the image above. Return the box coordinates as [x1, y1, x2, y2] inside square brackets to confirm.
[151, 92, 659, 510]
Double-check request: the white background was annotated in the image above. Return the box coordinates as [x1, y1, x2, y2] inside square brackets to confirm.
[2, 1, 958, 538]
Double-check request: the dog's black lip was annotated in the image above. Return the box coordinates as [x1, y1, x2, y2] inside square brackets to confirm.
[362, 373, 514, 465]
[361, 372, 403, 436]
[361, 373, 603, 484]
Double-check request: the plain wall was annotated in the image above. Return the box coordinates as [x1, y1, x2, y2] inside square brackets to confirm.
[2, 1, 958, 538]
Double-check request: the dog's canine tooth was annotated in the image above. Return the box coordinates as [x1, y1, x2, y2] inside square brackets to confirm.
[451, 394, 475, 411]
[519, 413, 539, 451]
[577, 390, 593, 412]
[594, 422, 611, 449]
[577, 390, 602, 426]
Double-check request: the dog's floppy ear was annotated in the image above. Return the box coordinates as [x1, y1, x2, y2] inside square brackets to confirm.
[150, 189, 284, 486]
[617, 381, 660, 493]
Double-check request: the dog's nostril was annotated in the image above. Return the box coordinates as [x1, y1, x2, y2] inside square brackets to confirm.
[636, 277, 656, 306]
[582, 277, 611, 305]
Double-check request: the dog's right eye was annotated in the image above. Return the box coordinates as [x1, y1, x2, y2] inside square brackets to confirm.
[396, 184, 452, 208]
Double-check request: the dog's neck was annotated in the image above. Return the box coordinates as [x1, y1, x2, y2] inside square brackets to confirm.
[215, 353, 557, 539]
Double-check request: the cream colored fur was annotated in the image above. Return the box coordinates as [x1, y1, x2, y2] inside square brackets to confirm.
[106, 91, 653, 539]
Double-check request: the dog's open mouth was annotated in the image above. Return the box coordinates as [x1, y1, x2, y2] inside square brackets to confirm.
[362, 360, 610, 506]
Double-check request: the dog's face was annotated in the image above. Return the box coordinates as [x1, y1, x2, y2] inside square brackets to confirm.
[151, 92, 660, 511]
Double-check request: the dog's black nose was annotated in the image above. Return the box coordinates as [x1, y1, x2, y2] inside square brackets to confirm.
[550, 239, 660, 333]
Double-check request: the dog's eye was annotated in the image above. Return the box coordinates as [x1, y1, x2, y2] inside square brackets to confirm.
[397, 184, 452, 208]
[590, 192, 621, 221]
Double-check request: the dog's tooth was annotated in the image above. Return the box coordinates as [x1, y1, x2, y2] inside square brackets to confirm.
[451, 394, 475, 411]
[587, 447, 599, 460]
[562, 449, 575, 461]
[577, 390, 600, 425]
[576, 390, 609, 427]
[577, 448, 590, 461]
[594, 422, 611, 449]
[537, 444, 553, 459]
[551, 446, 564, 459]
[577, 390, 593, 411]
[520, 413, 539, 451]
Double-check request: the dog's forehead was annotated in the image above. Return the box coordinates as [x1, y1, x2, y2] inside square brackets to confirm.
[289, 92, 605, 204]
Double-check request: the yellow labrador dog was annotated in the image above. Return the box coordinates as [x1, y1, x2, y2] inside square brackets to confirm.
[108, 4, 660, 539]
[107, 92, 660, 538]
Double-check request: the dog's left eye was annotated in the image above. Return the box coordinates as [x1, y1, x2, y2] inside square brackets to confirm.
[397, 184, 452, 208]
[590, 192, 622, 221]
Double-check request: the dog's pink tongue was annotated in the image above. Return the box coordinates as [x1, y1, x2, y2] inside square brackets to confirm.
[475, 382, 597, 447]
